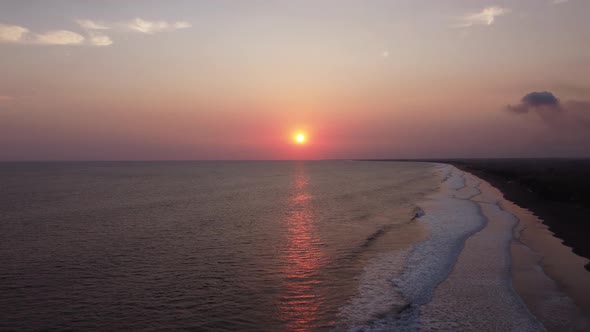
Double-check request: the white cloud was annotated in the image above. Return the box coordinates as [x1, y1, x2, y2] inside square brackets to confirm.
[0, 24, 29, 42]
[125, 18, 191, 34]
[1, 22, 104, 46]
[89, 32, 112, 46]
[76, 19, 113, 46]
[36, 30, 85, 45]
[76, 19, 110, 30]
[1, 17, 190, 47]
[455, 6, 510, 28]
[173, 21, 191, 29]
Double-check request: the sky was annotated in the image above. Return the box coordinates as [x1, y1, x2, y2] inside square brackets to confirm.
[0, 0, 589, 160]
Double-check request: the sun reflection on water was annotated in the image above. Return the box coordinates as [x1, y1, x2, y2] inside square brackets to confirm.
[278, 163, 326, 331]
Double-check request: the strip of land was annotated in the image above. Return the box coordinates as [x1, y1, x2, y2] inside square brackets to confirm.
[367, 158, 590, 270]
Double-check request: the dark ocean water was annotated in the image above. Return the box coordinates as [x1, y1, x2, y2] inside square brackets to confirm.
[0, 161, 439, 331]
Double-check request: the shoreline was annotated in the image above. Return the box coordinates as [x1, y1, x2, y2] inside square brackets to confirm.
[378, 162, 590, 330]
[419, 166, 544, 330]
[362, 158, 590, 270]
[445, 159, 590, 270]
[443, 164, 590, 329]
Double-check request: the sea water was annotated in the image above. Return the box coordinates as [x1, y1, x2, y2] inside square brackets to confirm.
[0, 161, 572, 330]
[0, 161, 437, 330]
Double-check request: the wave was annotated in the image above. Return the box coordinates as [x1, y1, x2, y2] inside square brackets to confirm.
[339, 165, 543, 331]
[337, 205, 426, 265]
[358, 206, 425, 250]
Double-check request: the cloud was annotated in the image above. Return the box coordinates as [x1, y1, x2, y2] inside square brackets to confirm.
[124, 18, 192, 34]
[507, 91, 560, 113]
[1, 23, 88, 46]
[88, 32, 112, 46]
[506, 91, 590, 129]
[1, 17, 190, 47]
[76, 19, 110, 30]
[552, 0, 569, 4]
[0, 96, 14, 101]
[0, 24, 29, 42]
[76, 19, 113, 46]
[455, 6, 510, 28]
[36, 30, 85, 45]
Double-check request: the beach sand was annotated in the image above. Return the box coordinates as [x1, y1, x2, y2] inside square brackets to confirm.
[359, 160, 590, 330]
[418, 169, 543, 331]
[348, 163, 589, 330]
[446, 159, 590, 270]
[507, 196, 590, 330]
[447, 166, 590, 330]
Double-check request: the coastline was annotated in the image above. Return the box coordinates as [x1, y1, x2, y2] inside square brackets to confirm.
[348, 163, 586, 330]
[358, 160, 590, 329]
[363, 158, 590, 270]
[419, 167, 544, 330]
[367, 163, 590, 330]
[447, 159, 590, 270]
[444, 164, 590, 330]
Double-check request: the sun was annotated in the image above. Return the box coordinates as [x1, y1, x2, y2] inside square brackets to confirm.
[293, 132, 307, 144]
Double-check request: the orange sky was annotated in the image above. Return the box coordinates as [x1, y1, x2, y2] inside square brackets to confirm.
[1, 0, 589, 160]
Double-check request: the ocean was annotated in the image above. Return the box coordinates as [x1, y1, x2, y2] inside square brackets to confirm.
[0, 161, 584, 330]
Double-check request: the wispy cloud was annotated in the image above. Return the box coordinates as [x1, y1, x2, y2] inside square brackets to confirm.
[1, 17, 191, 47]
[76, 19, 110, 30]
[76, 17, 191, 34]
[552, 0, 569, 4]
[76, 19, 113, 46]
[36, 30, 85, 45]
[0, 95, 14, 102]
[1, 23, 88, 46]
[455, 6, 510, 28]
[88, 32, 112, 46]
[124, 18, 191, 34]
[0, 24, 29, 42]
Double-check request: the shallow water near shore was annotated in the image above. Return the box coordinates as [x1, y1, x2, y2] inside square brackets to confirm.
[0, 161, 587, 330]
[0, 161, 436, 330]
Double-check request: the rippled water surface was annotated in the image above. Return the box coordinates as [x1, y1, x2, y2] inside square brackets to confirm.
[0, 161, 440, 331]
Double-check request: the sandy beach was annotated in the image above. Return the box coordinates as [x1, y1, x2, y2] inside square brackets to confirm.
[339, 162, 590, 330]
[439, 164, 590, 331]
[448, 159, 590, 270]
[3, 1, 589, 329]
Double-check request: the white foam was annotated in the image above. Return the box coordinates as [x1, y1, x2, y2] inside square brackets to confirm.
[337, 250, 409, 330]
[419, 183, 543, 331]
[339, 165, 482, 330]
[340, 165, 548, 331]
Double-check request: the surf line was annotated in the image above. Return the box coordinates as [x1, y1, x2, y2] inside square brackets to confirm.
[382, 165, 542, 330]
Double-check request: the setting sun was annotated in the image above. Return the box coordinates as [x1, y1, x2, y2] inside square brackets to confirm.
[294, 133, 306, 144]
[2, 1, 590, 331]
